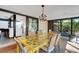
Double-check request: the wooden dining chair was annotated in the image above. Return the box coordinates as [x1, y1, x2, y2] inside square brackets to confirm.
[14, 37, 28, 53]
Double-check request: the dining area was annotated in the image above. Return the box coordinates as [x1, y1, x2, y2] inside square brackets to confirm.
[0, 5, 79, 53]
[14, 31, 67, 53]
[1, 0, 79, 59]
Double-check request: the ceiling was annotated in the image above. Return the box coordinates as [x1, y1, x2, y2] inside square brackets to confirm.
[0, 5, 79, 20]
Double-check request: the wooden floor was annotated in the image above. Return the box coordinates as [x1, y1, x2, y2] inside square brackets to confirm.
[0, 44, 17, 53]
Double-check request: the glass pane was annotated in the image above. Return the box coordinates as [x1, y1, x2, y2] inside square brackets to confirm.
[16, 15, 26, 37]
[28, 18, 37, 33]
[72, 18, 79, 43]
[53, 21, 60, 32]
[62, 19, 71, 34]
[73, 18, 79, 33]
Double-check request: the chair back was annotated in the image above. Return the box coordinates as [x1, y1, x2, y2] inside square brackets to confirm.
[55, 34, 67, 53]
[47, 33, 58, 53]
[58, 36, 67, 53]
[14, 37, 28, 53]
[54, 34, 61, 53]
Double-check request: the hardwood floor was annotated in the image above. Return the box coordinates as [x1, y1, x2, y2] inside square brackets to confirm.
[0, 44, 17, 53]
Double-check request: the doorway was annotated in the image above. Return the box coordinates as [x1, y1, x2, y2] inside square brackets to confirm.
[0, 29, 9, 40]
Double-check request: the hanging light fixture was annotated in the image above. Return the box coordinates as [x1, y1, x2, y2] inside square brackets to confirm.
[39, 5, 47, 21]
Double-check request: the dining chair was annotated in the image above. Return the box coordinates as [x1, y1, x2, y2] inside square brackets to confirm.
[53, 33, 61, 53]
[58, 36, 68, 53]
[55, 33, 68, 53]
[14, 37, 28, 53]
[40, 33, 58, 53]
[47, 33, 59, 53]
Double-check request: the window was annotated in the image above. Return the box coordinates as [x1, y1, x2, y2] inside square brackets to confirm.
[53, 20, 60, 32]
[62, 19, 71, 34]
[71, 18, 79, 43]
[73, 18, 79, 33]
[29, 18, 37, 33]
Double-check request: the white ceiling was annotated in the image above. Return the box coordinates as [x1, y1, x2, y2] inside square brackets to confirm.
[0, 5, 79, 20]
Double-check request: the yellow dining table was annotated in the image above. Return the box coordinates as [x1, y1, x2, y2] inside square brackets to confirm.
[16, 35, 49, 53]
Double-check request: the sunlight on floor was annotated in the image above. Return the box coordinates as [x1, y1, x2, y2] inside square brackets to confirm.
[66, 41, 79, 53]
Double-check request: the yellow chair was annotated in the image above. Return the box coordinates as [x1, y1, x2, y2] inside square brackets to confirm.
[14, 37, 29, 53]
